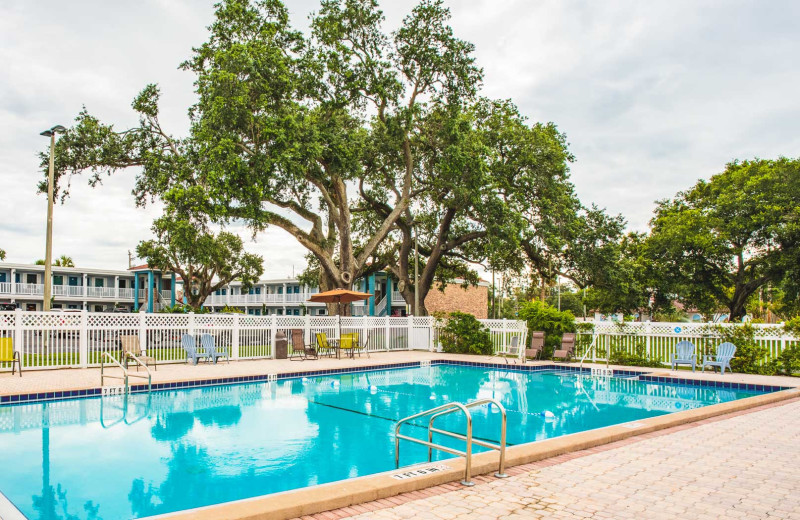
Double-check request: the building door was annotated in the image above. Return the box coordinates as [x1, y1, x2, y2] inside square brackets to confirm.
[68, 276, 79, 286]
[26, 303, 37, 311]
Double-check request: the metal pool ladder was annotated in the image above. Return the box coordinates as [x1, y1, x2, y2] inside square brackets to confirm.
[395, 398, 508, 486]
[100, 352, 152, 394]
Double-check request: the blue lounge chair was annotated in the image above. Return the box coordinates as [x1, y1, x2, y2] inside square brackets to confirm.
[702, 342, 736, 375]
[200, 334, 229, 364]
[671, 340, 697, 372]
[181, 334, 206, 365]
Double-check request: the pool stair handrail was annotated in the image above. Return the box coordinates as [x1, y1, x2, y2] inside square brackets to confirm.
[100, 351, 152, 394]
[578, 332, 606, 371]
[394, 398, 508, 486]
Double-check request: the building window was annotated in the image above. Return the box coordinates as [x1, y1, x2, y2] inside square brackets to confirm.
[68, 276, 79, 287]
[53, 275, 63, 285]
[278, 287, 283, 294]
[26, 274, 37, 284]
[277, 309, 284, 315]
[293, 309, 300, 315]
[255, 287, 261, 295]
[119, 279, 128, 289]
[294, 286, 300, 294]
[95, 278, 104, 288]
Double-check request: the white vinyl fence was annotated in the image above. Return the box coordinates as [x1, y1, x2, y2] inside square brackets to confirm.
[575, 321, 798, 366]
[0, 310, 528, 371]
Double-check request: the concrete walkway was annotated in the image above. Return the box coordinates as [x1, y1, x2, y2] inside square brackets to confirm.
[316, 398, 800, 520]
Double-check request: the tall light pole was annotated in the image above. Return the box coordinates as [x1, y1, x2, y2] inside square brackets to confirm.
[40, 125, 66, 311]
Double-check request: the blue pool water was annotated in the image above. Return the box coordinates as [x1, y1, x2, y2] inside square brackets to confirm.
[0, 364, 767, 519]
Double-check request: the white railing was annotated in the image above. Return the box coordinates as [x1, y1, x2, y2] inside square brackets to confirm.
[574, 321, 796, 366]
[203, 292, 320, 306]
[118, 288, 135, 299]
[15, 283, 44, 295]
[375, 295, 388, 317]
[392, 293, 406, 306]
[52, 285, 84, 297]
[0, 282, 12, 294]
[0, 310, 528, 371]
[87, 287, 117, 299]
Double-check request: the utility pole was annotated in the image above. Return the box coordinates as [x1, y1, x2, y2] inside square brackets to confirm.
[128, 250, 134, 269]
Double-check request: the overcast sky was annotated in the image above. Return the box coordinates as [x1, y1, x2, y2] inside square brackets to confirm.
[1, 0, 798, 278]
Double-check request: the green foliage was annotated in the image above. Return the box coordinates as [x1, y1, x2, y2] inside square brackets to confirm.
[608, 338, 663, 368]
[646, 158, 800, 320]
[775, 345, 800, 376]
[715, 324, 772, 374]
[0, 247, 5, 261]
[33, 255, 74, 267]
[54, 255, 74, 267]
[136, 211, 263, 308]
[219, 305, 245, 314]
[439, 311, 492, 355]
[518, 300, 575, 357]
[784, 316, 800, 337]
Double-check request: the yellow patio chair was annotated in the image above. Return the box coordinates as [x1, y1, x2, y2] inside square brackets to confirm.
[0, 337, 21, 377]
[315, 332, 335, 357]
[340, 333, 357, 359]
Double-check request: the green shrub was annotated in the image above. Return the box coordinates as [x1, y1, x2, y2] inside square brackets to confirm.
[715, 323, 773, 375]
[776, 345, 800, 376]
[609, 338, 663, 368]
[439, 311, 493, 355]
[518, 300, 576, 358]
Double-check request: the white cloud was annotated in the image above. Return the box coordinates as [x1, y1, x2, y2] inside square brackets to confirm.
[1, 0, 798, 277]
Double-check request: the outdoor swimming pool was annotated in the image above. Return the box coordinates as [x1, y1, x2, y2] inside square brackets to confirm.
[0, 363, 774, 519]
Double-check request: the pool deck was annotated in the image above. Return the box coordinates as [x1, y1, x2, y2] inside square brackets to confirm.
[2, 354, 799, 520]
[2, 352, 798, 396]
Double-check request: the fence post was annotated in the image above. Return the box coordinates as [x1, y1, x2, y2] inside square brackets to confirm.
[428, 316, 435, 352]
[270, 314, 277, 358]
[14, 308, 23, 368]
[304, 313, 311, 348]
[79, 309, 88, 368]
[362, 315, 368, 353]
[232, 313, 240, 361]
[502, 318, 508, 355]
[645, 321, 652, 360]
[188, 312, 196, 338]
[139, 311, 147, 353]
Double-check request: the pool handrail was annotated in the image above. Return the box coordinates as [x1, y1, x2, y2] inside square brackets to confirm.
[394, 398, 508, 486]
[427, 398, 508, 478]
[100, 351, 152, 394]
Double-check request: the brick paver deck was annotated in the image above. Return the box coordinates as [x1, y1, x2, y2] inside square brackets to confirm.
[307, 398, 800, 520]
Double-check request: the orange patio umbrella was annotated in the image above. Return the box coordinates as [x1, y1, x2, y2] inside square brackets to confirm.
[308, 288, 372, 340]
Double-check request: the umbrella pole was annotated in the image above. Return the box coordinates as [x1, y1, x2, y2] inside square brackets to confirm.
[338, 301, 342, 359]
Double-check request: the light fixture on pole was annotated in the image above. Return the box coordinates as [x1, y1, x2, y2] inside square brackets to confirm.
[40, 125, 67, 311]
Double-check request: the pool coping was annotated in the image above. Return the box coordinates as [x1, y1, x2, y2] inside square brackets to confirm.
[0, 359, 790, 405]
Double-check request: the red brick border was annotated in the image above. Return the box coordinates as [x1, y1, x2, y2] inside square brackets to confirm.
[294, 396, 800, 520]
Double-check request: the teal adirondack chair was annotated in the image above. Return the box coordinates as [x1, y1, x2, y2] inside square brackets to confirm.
[671, 340, 697, 372]
[200, 334, 229, 364]
[702, 342, 736, 375]
[181, 334, 206, 365]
